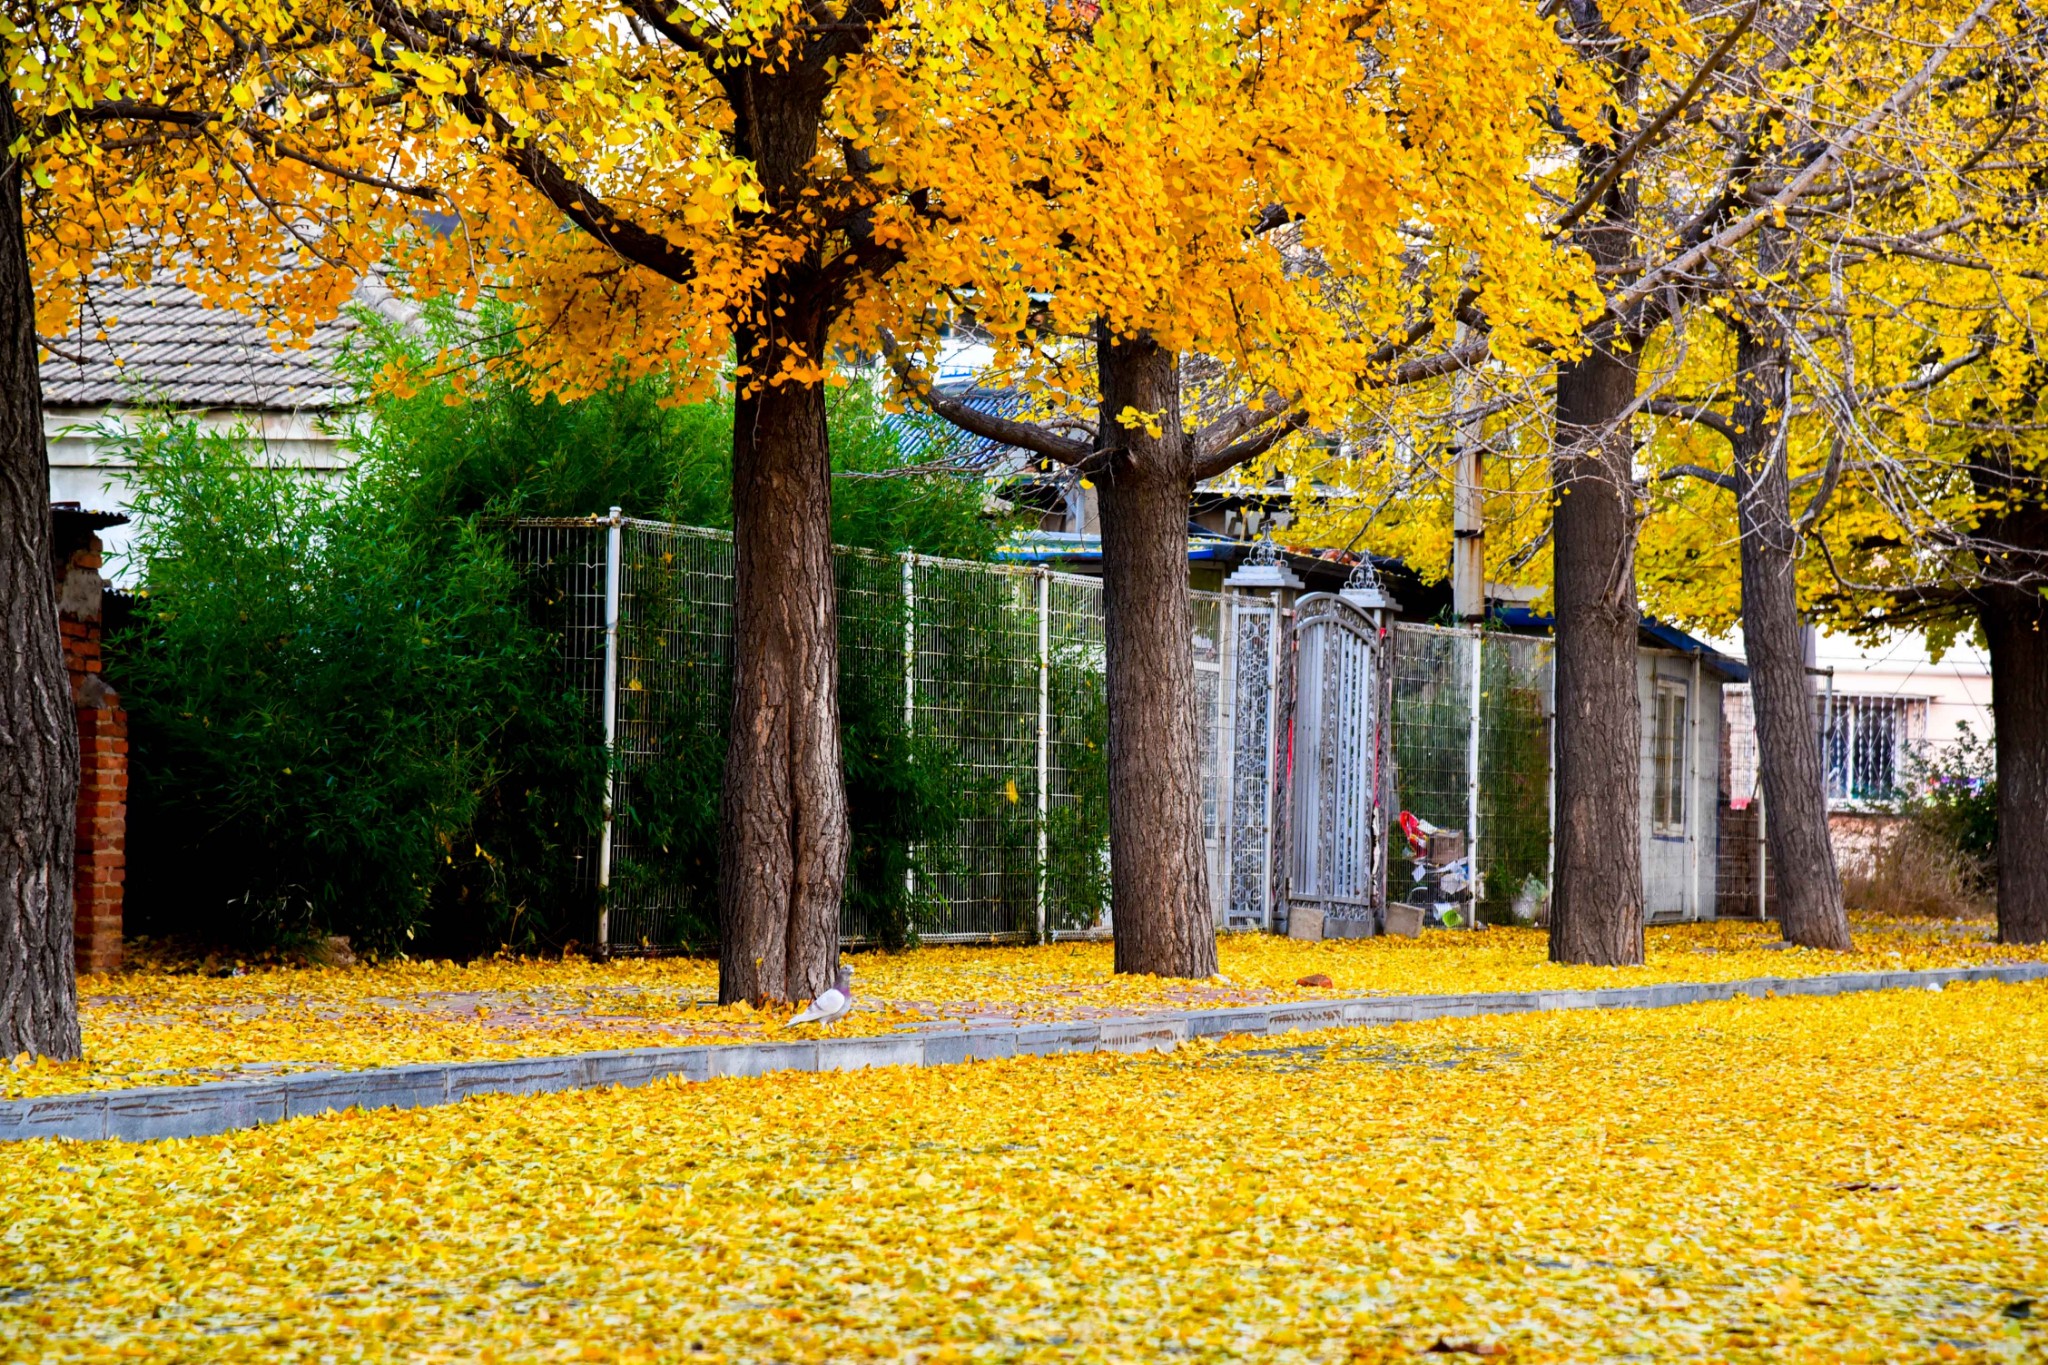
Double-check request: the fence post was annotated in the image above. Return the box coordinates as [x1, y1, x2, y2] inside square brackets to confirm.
[1757, 792, 1769, 919]
[1688, 651, 1703, 919]
[597, 506, 623, 954]
[1036, 567, 1051, 942]
[902, 553, 917, 905]
[1545, 650, 1557, 908]
[1466, 627, 1483, 926]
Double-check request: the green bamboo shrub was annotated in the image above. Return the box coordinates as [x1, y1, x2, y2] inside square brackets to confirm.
[111, 297, 1013, 955]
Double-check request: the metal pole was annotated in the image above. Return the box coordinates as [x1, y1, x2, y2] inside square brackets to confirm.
[1450, 322, 1486, 624]
[1757, 787, 1769, 920]
[596, 506, 623, 954]
[1688, 652, 1702, 920]
[1825, 666, 1837, 799]
[1545, 648, 1556, 904]
[903, 553, 917, 905]
[1036, 567, 1051, 943]
[1466, 627, 1483, 926]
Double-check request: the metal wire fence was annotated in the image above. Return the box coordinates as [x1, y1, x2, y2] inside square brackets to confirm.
[1386, 625, 1555, 923]
[514, 515, 1569, 950]
[513, 516, 1134, 949]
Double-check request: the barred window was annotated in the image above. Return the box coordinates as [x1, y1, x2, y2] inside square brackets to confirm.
[1819, 695, 1929, 805]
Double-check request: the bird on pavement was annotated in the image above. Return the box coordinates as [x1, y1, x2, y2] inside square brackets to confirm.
[787, 964, 855, 1030]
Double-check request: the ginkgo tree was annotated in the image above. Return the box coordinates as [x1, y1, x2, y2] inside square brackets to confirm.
[346, 0, 965, 1008]
[1749, 248, 2048, 945]
[3, 1, 437, 1059]
[1225, 0, 2027, 963]
[874, 0, 1581, 974]
[1615, 0, 2047, 947]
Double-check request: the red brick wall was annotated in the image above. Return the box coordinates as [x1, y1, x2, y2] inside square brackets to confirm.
[57, 537, 125, 976]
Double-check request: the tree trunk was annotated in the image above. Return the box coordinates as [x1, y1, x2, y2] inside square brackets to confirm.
[1980, 586, 2048, 944]
[718, 329, 848, 1004]
[1728, 315, 1851, 951]
[1550, 336, 1646, 966]
[714, 67, 847, 1006]
[1095, 332, 1215, 978]
[0, 93, 83, 1060]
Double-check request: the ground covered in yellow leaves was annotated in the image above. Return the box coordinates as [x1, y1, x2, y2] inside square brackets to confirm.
[2, 980, 2043, 1361]
[5, 918, 2041, 1100]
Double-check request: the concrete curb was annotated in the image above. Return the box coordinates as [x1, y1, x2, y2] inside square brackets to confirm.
[7, 962, 2044, 1144]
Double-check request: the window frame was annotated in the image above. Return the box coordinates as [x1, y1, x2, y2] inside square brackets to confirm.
[1650, 677, 1689, 838]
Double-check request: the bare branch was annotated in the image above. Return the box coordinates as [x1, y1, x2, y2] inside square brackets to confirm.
[1193, 411, 1311, 482]
[1554, 1, 1761, 235]
[1194, 391, 1294, 459]
[878, 331, 1093, 467]
[1611, 0, 1998, 323]
[1643, 396, 1741, 445]
[1655, 462, 1740, 493]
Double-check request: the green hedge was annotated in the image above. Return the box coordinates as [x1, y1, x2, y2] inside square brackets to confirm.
[111, 298, 1015, 956]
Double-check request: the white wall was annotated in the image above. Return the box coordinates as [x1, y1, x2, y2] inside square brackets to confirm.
[1708, 625, 1991, 752]
[1811, 630, 1990, 751]
[45, 405, 351, 583]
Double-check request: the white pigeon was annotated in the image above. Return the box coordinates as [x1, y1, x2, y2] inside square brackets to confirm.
[787, 964, 855, 1029]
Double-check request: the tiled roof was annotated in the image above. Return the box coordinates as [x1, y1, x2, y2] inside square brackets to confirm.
[38, 273, 414, 412]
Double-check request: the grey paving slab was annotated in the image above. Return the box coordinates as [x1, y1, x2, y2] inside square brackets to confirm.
[445, 1057, 582, 1103]
[817, 1037, 926, 1073]
[285, 1064, 447, 1119]
[921, 1031, 1017, 1066]
[7, 961, 2046, 1145]
[0, 1091, 106, 1142]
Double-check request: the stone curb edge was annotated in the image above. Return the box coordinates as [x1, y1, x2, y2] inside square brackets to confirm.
[6, 962, 2044, 1144]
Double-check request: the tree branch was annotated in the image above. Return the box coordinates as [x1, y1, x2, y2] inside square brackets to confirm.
[621, 0, 723, 62]
[371, 0, 569, 72]
[444, 76, 695, 284]
[1655, 462, 1740, 493]
[1192, 411, 1310, 482]
[878, 331, 1093, 466]
[1194, 391, 1295, 459]
[1643, 396, 1741, 445]
[1611, 0, 1997, 323]
[1554, 0, 1760, 235]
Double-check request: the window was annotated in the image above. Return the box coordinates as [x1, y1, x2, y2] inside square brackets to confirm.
[1722, 685, 1760, 809]
[1819, 695, 1929, 805]
[1652, 679, 1689, 835]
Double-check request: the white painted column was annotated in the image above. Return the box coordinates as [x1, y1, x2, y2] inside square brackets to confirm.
[596, 507, 623, 953]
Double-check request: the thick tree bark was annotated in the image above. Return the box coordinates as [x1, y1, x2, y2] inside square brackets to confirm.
[714, 68, 847, 1006]
[1550, 337, 1647, 966]
[0, 93, 83, 1060]
[1979, 584, 2048, 944]
[1095, 333, 1216, 978]
[1962, 415, 2048, 945]
[1728, 316, 1851, 951]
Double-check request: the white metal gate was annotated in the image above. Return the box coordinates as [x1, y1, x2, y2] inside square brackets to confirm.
[1279, 591, 1396, 931]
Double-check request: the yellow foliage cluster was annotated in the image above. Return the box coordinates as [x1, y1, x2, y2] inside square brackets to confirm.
[5, 921, 2039, 1100]
[3, 981, 2044, 1360]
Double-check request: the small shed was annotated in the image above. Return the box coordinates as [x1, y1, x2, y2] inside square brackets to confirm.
[1635, 626, 1748, 922]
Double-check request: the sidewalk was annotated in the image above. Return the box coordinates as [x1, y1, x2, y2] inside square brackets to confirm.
[8, 961, 2043, 1144]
